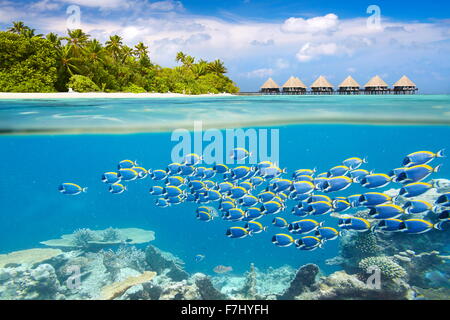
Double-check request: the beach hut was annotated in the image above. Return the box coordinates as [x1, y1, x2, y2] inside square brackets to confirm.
[310, 76, 334, 95]
[393, 75, 418, 95]
[282, 76, 307, 95]
[338, 76, 361, 95]
[260, 78, 280, 94]
[364, 75, 390, 95]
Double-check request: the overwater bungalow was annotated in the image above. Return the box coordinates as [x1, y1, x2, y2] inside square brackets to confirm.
[393, 75, 418, 94]
[260, 78, 280, 94]
[338, 76, 361, 95]
[282, 76, 307, 95]
[310, 76, 334, 95]
[364, 75, 389, 95]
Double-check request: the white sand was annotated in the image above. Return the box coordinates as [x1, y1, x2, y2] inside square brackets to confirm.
[0, 92, 235, 99]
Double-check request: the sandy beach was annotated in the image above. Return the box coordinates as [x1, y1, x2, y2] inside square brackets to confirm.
[0, 92, 235, 99]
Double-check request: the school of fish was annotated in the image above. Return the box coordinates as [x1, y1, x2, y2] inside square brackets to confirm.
[58, 148, 450, 252]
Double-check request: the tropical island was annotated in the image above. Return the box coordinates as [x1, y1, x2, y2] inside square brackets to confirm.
[0, 21, 239, 95]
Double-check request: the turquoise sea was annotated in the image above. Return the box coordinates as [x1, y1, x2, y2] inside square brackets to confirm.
[1, 95, 450, 299]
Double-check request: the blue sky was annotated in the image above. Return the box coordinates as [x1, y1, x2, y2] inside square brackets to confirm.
[1, 0, 450, 93]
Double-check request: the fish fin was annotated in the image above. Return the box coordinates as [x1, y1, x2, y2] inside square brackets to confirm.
[363, 157, 368, 163]
[434, 164, 443, 173]
[82, 187, 88, 193]
[433, 222, 442, 231]
[147, 168, 152, 175]
[319, 221, 324, 227]
[134, 160, 139, 166]
[432, 205, 442, 214]
[263, 226, 268, 232]
[437, 149, 445, 158]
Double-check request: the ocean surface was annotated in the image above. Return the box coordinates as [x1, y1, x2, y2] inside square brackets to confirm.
[1, 95, 450, 278]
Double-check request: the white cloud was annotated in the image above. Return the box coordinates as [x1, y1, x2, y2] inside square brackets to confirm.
[149, 1, 184, 11]
[244, 68, 274, 78]
[55, 0, 131, 9]
[296, 42, 338, 62]
[281, 13, 339, 34]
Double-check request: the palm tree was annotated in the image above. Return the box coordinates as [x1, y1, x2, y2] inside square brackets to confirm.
[175, 51, 186, 64]
[183, 55, 195, 68]
[120, 46, 134, 63]
[46, 32, 61, 47]
[7, 21, 27, 34]
[134, 42, 149, 59]
[83, 40, 105, 64]
[105, 35, 123, 61]
[56, 45, 81, 76]
[63, 29, 90, 57]
[208, 59, 227, 74]
[191, 63, 208, 79]
[22, 28, 43, 39]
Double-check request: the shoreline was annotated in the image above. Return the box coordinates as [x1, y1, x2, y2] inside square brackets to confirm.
[0, 92, 235, 99]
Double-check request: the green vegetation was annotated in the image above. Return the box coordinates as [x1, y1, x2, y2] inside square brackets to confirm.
[0, 21, 239, 94]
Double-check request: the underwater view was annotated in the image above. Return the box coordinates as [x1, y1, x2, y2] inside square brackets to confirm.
[1, 95, 450, 300]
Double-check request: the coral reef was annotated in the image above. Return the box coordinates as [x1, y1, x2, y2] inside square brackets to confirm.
[0, 248, 63, 268]
[73, 228, 98, 248]
[296, 270, 414, 300]
[358, 256, 407, 280]
[101, 227, 121, 242]
[100, 271, 156, 300]
[0, 264, 64, 300]
[145, 245, 189, 281]
[278, 264, 320, 300]
[41, 227, 155, 251]
[193, 273, 229, 300]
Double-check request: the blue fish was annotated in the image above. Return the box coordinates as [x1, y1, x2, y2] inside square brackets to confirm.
[402, 150, 444, 167]
[213, 164, 229, 174]
[396, 164, 441, 183]
[167, 162, 182, 175]
[369, 204, 404, 219]
[403, 200, 433, 214]
[261, 201, 284, 214]
[401, 219, 435, 234]
[360, 174, 391, 189]
[245, 221, 267, 234]
[149, 169, 168, 181]
[295, 236, 323, 250]
[102, 172, 120, 184]
[327, 165, 350, 177]
[118, 168, 138, 181]
[398, 182, 434, 198]
[149, 185, 164, 196]
[118, 160, 137, 169]
[288, 219, 322, 234]
[315, 227, 340, 240]
[272, 233, 295, 247]
[374, 219, 405, 232]
[226, 226, 251, 238]
[359, 192, 392, 207]
[322, 176, 353, 192]
[342, 157, 367, 170]
[244, 207, 264, 220]
[272, 217, 289, 228]
[59, 183, 87, 195]
[183, 153, 202, 166]
[304, 201, 333, 216]
[229, 148, 251, 160]
[338, 217, 371, 232]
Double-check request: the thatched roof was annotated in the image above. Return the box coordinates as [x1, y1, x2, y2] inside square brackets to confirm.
[283, 76, 307, 89]
[261, 78, 280, 89]
[339, 76, 360, 88]
[364, 75, 388, 88]
[311, 76, 333, 88]
[393, 75, 416, 87]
